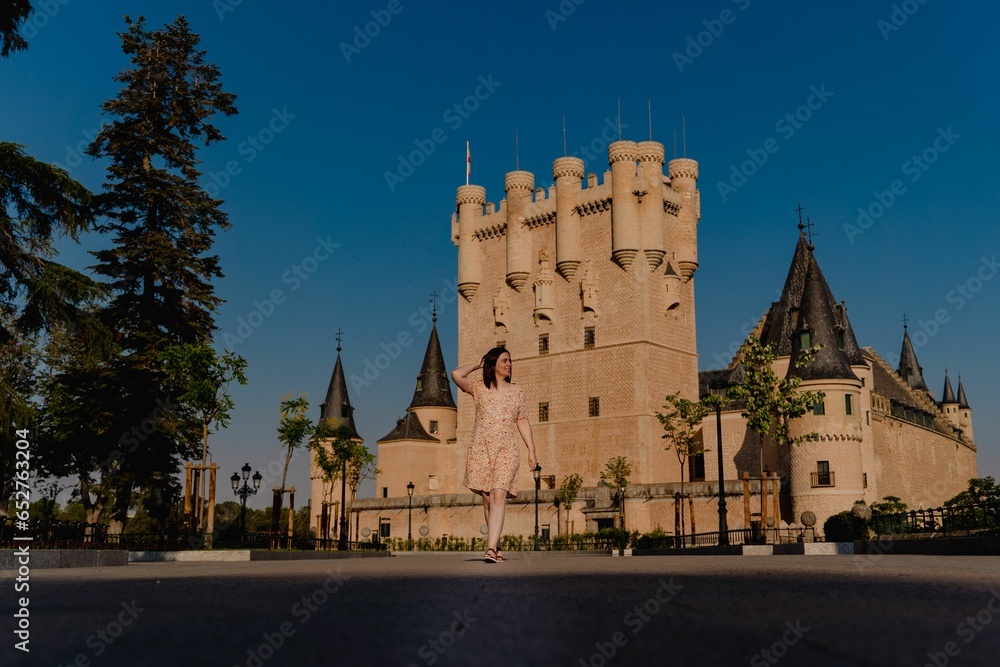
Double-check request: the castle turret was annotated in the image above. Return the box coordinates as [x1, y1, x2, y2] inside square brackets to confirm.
[667, 157, 700, 280]
[637, 141, 666, 271]
[897, 326, 929, 392]
[320, 346, 361, 439]
[553, 156, 584, 279]
[608, 140, 639, 270]
[939, 371, 961, 433]
[957, 377, 973, 441]
[456, 185, 486, 300]
[785, 249, 864, 530]
[504, 170, 534, 290]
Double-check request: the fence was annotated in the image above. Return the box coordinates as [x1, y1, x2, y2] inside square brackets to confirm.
[869, 503, 1000, 537]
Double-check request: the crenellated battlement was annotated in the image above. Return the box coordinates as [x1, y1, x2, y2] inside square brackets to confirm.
[452, 134, 701, 300]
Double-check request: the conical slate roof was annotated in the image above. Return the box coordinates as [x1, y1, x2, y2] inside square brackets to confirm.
[957, 378, 970, 409]
[941, 372, 957, 404]
[409, 324, 456, 409]
[758, 235, 867, 369]
[897, 327, 929, 392]
[320, 352, 361, 440]
[787, 253, 859, 382]
[378, 412, 437, 443]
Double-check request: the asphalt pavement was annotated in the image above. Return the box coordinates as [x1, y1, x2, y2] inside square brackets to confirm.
[2, 552, 1000, 666]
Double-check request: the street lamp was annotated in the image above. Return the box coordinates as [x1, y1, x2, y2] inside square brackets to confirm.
[231, 463, 262, 533]
[338, 457, 348, 551]
[407, 481, 415, 548]
[708, 378, 731, 546]
[532, 465, 542, 551]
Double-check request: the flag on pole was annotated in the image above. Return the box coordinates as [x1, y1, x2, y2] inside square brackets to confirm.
[466, 141, 471, 185]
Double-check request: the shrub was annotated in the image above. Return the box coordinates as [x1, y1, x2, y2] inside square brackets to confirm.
[823, 511, 870, 542]
[636, 527, 674, 550]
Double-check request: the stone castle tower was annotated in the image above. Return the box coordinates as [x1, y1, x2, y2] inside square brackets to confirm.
[375, 316, 458, 498]
[450, 139, 703, 494]
[308, 343, 361, 538]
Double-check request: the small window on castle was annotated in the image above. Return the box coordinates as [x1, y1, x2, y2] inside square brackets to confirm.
[863, 473, 868, 489]
[440, 378, 449, 391]
[341, 404, 350, 419]
[584, 326, 596, 349]
[813, 400, 826, 416]
[430, 420, 439, 434]
[689, 453, 705, 482]
[800, 331, 811, 348]
[539, 334, 549, 355]
[588, 397, 600, 417]
[416, 379, 423, 391]
[381, 487, 388, 498]
[379, 520, 391, 538]
[845, 394, 853, 416]
[428, 475, 439, 491]
[837, 331, 846, 350]
[814, 461, 832, 487]
[539, 402, 549, 422]
[861, 377, 866, 387]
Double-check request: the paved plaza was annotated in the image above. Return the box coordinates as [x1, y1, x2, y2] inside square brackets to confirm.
[3, 552, 1000, 666]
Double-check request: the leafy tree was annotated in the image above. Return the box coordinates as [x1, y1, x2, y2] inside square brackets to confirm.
[555, 473, 583, 536]
[599, 456, 632, 491]
[657, 392, 711, 498]
[944, 477, 1000, 531]
[277, 394, 313, 492]
[0, 314, 39, 517]
[726, 334, 826, 475]
[870, 495, 908, 515]
[83, 15, 238, 532]
[0, 143, 105, 342]
[0, 0, 31, 57]
[162, 343, 247, 530]
[657, 392, 712, 540]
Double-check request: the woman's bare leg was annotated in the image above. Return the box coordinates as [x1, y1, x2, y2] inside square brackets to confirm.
[487, 488, 507, 551]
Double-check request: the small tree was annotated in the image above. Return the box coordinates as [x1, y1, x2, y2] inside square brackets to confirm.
[162, 342, 247, 532]
[555, 473, 583, 535]
[657, 392, 711, 540]
[600, 456, 632, 530]
[727, 334, 826, 475]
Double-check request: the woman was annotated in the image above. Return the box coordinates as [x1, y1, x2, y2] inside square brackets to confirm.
[452, 347, 537, 563]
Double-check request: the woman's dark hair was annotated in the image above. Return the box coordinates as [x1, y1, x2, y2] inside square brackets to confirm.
[482, 346, 511, 389]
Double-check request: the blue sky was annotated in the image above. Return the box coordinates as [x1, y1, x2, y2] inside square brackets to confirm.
[3, 1, 998, 508]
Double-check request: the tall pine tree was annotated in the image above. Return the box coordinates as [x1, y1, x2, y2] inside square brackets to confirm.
[86, 15, 237, 532]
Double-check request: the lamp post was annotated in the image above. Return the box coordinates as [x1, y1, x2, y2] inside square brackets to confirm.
[338, 457, 348, 551]
[619, 484, 626, 532]
[532, 465, 542, 550]
[407, 481, 415, 549]
[708, 378, 731, 546]
[231, 463, 262, 533]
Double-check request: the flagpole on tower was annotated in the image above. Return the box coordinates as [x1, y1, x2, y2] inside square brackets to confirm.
[466, 141, 470, 186]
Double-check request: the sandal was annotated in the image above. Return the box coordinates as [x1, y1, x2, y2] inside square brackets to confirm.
[495, 549, 505, 562]
[483, 548, 498, 563]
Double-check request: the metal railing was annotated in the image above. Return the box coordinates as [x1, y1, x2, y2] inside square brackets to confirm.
[870, 503, 1000, 537]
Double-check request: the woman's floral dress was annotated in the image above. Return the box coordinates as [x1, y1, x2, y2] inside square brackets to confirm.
[463, 377, 527, 498]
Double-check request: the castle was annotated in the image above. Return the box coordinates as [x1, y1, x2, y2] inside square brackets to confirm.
[310, 137, 978, 542]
